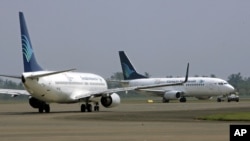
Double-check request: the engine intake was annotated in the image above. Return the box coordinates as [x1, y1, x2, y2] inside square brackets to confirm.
[101, 93, 120, 108]
[21, 75, 26, 83]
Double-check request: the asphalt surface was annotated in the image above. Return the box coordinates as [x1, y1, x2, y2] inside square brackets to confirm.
[0, 101, 250, 141]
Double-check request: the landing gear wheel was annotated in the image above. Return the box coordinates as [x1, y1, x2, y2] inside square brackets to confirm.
[94, 106, 100, 111]
[44, 104, 50, 113]
[94, 102, 100, 111]
[180, 97, 186, 103]
[87, 104, 92, 112]
[38, 107, 43, 113]
[217, 98, 222, 102]
[162, 98, 169, 103]
[81, 104, 86, 112]
[38, 103, 50, 113]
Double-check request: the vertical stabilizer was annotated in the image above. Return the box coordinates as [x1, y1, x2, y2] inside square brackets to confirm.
[19, 12, 43, 72]
[119, 51, 147, 80]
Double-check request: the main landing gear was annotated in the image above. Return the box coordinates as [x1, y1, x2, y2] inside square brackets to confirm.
[81, 102, 99, 112]
[29, 97, 50, 113]
[38, 103, 50, 113]
[162, 98, 170, 103]
[162, 97, 187, 103]
[179, 97, 187, 103]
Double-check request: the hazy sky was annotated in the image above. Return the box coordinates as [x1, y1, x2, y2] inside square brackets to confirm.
[0, 0, 250, 80]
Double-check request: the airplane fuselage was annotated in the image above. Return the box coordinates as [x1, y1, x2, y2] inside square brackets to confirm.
[124, 77, 234, 98]
[23, 71, 108, 103]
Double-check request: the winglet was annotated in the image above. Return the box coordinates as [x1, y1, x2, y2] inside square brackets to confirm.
[132, 63, 190, 90]
[184, 63, 189, 83]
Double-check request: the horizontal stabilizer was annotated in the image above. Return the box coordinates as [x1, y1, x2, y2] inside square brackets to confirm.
[26, 69, 76, 79]
[0, 74, 21, 79]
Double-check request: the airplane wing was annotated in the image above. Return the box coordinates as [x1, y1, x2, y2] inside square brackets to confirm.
[135, 89, 165, 96]
[72, 87, 137, 100]
[0, 89, 30, 97]
[73, 80, 187, 100]
[73, 63, 189, 100]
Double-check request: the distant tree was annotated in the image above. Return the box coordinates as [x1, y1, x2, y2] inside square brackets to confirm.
[106, 72, 140, 97]
[227, 73, 243, 90]
[106, 72, 123, 89]
[210, 74, 216, 78]
[110, 72, 124, 80]
[227, 73, 250, 96]
[0, 78, 25, 100]
[0, 78, 23, 89]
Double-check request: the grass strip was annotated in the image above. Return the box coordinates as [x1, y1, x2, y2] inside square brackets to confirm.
[198, 112, 250, 121]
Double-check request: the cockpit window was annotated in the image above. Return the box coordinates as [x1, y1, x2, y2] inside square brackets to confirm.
[218, 82, 228, 85]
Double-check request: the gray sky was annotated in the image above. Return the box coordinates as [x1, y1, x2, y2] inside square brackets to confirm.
[0, 0, 250, 80]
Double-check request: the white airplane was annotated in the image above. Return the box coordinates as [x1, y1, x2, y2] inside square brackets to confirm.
[0, 12, 188, 113]
[118, 51, 235, 103]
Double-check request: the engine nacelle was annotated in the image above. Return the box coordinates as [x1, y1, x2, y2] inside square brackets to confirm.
[29, 97, 43, 108]
[101, 93, 120, 108]
[164, 91, 181, 100]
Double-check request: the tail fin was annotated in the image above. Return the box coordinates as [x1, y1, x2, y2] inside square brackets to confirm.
[19, 12, 43, 72]
[119, 51, 147, 80]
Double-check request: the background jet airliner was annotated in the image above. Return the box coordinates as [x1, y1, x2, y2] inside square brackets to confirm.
[118, 51, 235, 103]
[0, 12, 188, 113]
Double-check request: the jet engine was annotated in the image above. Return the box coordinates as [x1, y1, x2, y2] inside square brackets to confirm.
[164, 91, 182, 99]
[101, 93, 120, 108]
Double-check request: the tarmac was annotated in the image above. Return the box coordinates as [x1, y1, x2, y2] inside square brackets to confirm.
[0, 100, 250, 141]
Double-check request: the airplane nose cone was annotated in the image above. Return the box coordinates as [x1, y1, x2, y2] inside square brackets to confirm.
[228, 84, 235, 93]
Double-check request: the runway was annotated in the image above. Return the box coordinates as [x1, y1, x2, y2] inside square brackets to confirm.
[0, 101, 250, 141]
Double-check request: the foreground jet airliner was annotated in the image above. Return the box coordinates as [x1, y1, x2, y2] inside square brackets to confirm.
[0, 12, 188, 113]
[118, 51, 235, 103]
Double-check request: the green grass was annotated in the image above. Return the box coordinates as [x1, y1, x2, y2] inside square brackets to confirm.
[198, 112, 250, 121]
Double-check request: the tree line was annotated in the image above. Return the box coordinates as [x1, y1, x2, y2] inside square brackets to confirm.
[0, 79, 23, 89]
[0, 79, 25, 100]
[227, 73, 250, 96]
